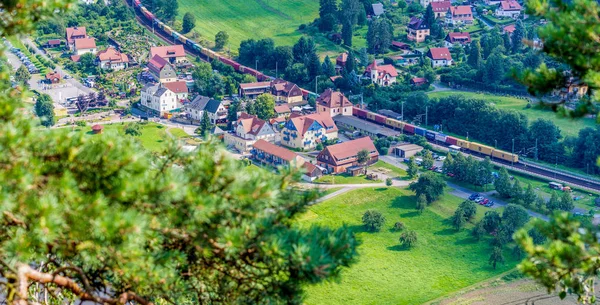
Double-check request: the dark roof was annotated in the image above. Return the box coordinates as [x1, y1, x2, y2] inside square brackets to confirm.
[153, 87, 169, 97]
[187, 95, 211, 110]
[372, 3, 384, 16]
[204, 99, 222, 114]
[408, 17, 428, 30]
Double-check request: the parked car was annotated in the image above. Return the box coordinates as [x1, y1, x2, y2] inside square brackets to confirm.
[436, 156, 446, 161]
[468, 193, 480, 201]
[485, 201, 495, 207]
[429, 166, 437, 171]
[474, 196, 485, 203]
[447, 172, 455, 177]
[481, 199, 489, 205]
[434, 168, 443, 173]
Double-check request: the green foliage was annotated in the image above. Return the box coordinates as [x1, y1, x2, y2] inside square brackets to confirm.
[407, 156, 419, 179]
[416, 193, 427, 213]
[215, 31, 229, 50]
[386, 177, 393, 186]
[494, 167, 512, 198]
[489, 246, 505, 269]
[34, 93, 55, 127]
[182, 12, 196, 34]
[362, 209, 385, 232]
[421, 150, 434, 169]
[124, 123, 142, 137]
[451, 208, 466, 231]
[546, 191, 560, 212]
[481, 210, 501, 233]
[321, 55, 336, 77]
[357, 149, 370, 169]
[226, 99, 239, 130]
[511, 179, 524, 200]
[15, 65, 30, 87]
[559, 191, 574, 211]
[502, 204, 530, 234]
[399, 230, 418, 248]
[458, 200, 477, 221]
[409, 172, 446, 204]
[196, 110, 213, 137]
[471, 222, 486, 241]
[345, 51, 356, 73]
[318, 0, 338, 31]
[511, 19, 526, 53]
[467, 41, 482, 68]
[367, 18, 393, 54]
[254, 94, 276, 120]
[393, 221, 405, 231]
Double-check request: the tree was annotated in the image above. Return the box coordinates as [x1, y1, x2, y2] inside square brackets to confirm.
[345, 51, 356, 73]
[399, 230, 418, 248]
[254, 94, 276, 120]
[15, 65, 30, 86]
[215, 31, 229, 50]
[306, 51, 321, 79]
[502, 204, 530, 234]
[481, 210, 501, 233]
[293, 36, 317, 64]
[511, 179, 524, 200]
[407, 156, 419, 179]
[522, 183, 537, 208]
[357, 149, 371, 174]
[484, 50, 505, 84]
[546, 191, 560, 212]
[451, 208, 467, 231]
[0, 3, 360, 304]
[494, 167, 512, 198]
[318, 0, 338, 31]
[362, 210, 385, 232]
[559, 191, 574, 212]
[528, 227, 547, 245]
[357, 48, 369, 67]
[285, 63, 309, 84]
[367, 18, 393, 54]
[124, 123, 142, 136]
[226, 99, 239, 130]
[458, 200, 477, 221]
[321, 55, 336, 77]
[528, 119, 563, 163]
[421, 150, 434, 169]
[273, 46, 293, 72]
[442, 153, 455, 174]
[341, 21, 353, 46]
[386, 177, 393, 186]
[394, 221, 405, 231]
[182, 12, 196, 34]
[197, 110, 213, 137]
[34, 93, 55, 127]
[511, 19, 526, 53]
[416, 194, 427, 214]
[423, 4, 435, 28]
[503, 32, 512, 53]
[472, 222, 486, 241]
[489, 246, 505, 269]
[409, 172, 446, 204]
[467, 41, 482, 68]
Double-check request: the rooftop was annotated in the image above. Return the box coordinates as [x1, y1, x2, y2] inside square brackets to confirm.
[428, 47, 452, 60]
[333, 115, 401, 137]
[253, 139, 301, 162]
[322, 137, 378, 161]
[150, 45, 186, 59]
[74, 38, 96, 50]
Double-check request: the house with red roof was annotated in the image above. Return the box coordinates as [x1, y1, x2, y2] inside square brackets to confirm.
[163, 81, 189, 101]
[271, 79, 303, 104]
[147, 54, 177, 83]
[251, 139, 323, 180]
[238, 81, 271, 99]
[407, 17, 430, 42]
[74, 38, 97, 56]
[45, 71, 61, 84]
[150, 45, 187, 65]
[427, 47, 453, 67]
[431, 1, 452, 18]
[365, 60, 398, 87]
[391, 41, 411, 52]
[317, 137, 379, 174]
[496, 0, 522, 18]
[411, 77, 428, 86]
[444, 32, 472, 47]
[503, 24, 516, 34]
[446, 6, 474, 25]
[65, 26, 87, 50]
[45, 39, 62, 48]
[97, 47, 129, 70]
[316, 88, 353, 117]
[280, 112, 338, 151]
[420, 0, 447, 8]
[274, 104, 291, 119]
[224, 113, 276, 152]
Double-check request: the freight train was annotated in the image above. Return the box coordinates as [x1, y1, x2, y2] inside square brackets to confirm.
[352, 107, 519, 163]
[133, 0, 284, 84]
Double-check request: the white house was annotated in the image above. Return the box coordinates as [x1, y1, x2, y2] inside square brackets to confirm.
[96, 47, 129, 70]
[496, 0, 522, 18]
[74, 38, 97, 56]
[140, 83, 179, 115]
[427, 47, 453, 67]
[224, 113, 277, 152]
[163, 81, 189, 102]
[185, 95, 228, 124]
[364, 60, 398, 87]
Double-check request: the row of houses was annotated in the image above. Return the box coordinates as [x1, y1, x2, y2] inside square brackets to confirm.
[65, 26, 131, 71]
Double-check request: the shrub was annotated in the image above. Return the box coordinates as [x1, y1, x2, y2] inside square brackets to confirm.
[399, 230, 418, 248]
[386, 178, 392, 186]
[75, 120, 87, 127]
[393, 221, 405, 231]
[362, 210, 385, 232]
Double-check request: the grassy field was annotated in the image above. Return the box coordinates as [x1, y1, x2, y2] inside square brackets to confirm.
[370, 160, 409, 179]
[178, 0, 319, 49]
[315, 173, 381, 184]
[297, 187, 517, 305]
[427, 91, 597, 137]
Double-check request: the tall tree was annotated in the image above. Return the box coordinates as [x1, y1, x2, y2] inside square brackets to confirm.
[451, 208, 467, 231]
[494, 168, 512, 198]
[511, 19, 526, 53]
[357, 149, 371, 174]
[318, 0, 338, 31]
[340, 0, 361, 25]
[254, 94, 276, 120]
[367, 18, 393, 54]
[458, 200, 477, 221]
[489, 246, 505, 269]
[481, 210, 502, 233]
[182, 12, 196, 34]
[321, 55, 336, 77]
[197, 110, 213, 137]
[484, 50, 505, 84]
[292, 37, 317, 64]
[503, 31, 512, 52]
[416, 194, 427, 213]
[409, 172, 446, 204]
[345, 51, 356, 73]
[306, 51, 322, 79]
[421, 150, 434, 169]
[226, 99, 239, 130]
[467, 41, 483, 68]
[341, 21, 353, 46]
[502, 204, 530, 234]
[15, 65, 30, 87]
[407, 156, 419, 179]
[215, 31, 229, 50]
[34, 93, 55, 127]
[423, 4, 435, 28]
[558, 191, 574, 211]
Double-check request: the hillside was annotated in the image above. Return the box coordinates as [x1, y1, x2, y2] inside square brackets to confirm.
[178, 0, 319, 49]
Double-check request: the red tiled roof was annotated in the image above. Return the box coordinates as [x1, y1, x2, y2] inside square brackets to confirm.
[446, 32, 472, 44]
[66, 27, 87, 44]
[238, 113, 268, 136]
[253, 139, 300, 162]
[391, 41, 410, 49]
[274, 104, 291, 114]
[431, 1, 451, 12]
[45, 71, 61, 80]
[147, 54, 169, 75]
[450, 5, 473, 16]
[316, 88, 353, 108]
[503, 24, 516, 33]
[366, 60, 398, 78]
[97, 47, 128, 63]
[288, 112, 338, 136]
[150, 45, 186, 59]
[70, 55, 81, 62]
[500, 0, 522, 10]
[411, 77, 428, 85]
[74, 38, 96, 50]
[337, 52, 348, 63]
[163, 81, 188, 94]
[239, 81, 271, 89]
[47, 39, 61, 45]
[428, 47, 452, 60]
[271, 79, 302, 98]
[323, 137, 378, 162]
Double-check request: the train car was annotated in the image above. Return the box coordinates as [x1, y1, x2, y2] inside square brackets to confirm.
[446, 136, 458, 146]
[425, 131, 437, 141]
[457, 139, 470, 150]
[219, 57, 240, 70]
[201, 48, 211, 57]
[366, 112, 377, 121]
[353, 107, 367, 118]
[374, 114, 386, 124]
[207, 50, 218, 59]
[193, 43, 202, 52]
[185, 40, 195, 48]
[178, 35, 188, 45]
[386, 118, 404, 130]
[404, 124, 415, 134]
[141, 8, 154, 20]
[415, 127, 426, 136]
[163, 25, 173, 36]
[469, 142, 494, 156]
[435, 133, 447, 143]
[492, 150, 519, 163]
[134, 0, 141, 7]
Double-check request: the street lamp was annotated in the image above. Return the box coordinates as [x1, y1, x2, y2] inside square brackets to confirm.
[512, 138, 515, 167]
[494, 139, 497, 149]
[255, 59, 258, 71]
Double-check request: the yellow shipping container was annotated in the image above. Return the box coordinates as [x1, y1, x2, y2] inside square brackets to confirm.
[457, 139, 470, 150]
[470, 143, 493, 156]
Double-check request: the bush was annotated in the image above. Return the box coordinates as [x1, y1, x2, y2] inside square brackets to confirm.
[386, 178, 392, 186]
[362, 210, 385, 232]
[399, 230, 418, 248]
[75, 120, 87, 127]
[393, 221, 405, 231]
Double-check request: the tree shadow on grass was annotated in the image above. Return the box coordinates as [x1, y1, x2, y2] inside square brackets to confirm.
[455, 236, 479, 246]
[400, 211, 420, 218]
[374, 187, 387, 191]
[347, 224, 368, 234]
[434, 227, 457, 236]
[387, 244, 412, 251]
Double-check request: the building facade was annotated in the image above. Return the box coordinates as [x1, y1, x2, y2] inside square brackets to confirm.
[140, 84, 178, 115]
[495, 0, 522, 18]
[446, 6, 474, 25]
[150, 45, 187, 65]
[407, 17, 430, 43]
[427, 47, 453, 67]
[224, 113, 276, 152]
[365, 60, 398, 86]
[74, 38, 97, 56]
[280, 113, 338, 151]
[185, 95, 228, 124]
[97, 47, 129, 70]
[147, 55, 177, 83]
[316, 89, 353, 117]
[316, 137, 379, 174]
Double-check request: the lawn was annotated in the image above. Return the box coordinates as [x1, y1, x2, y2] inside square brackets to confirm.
[177, 0, 319, 49]
[370, 160, 409, 179]
[314, 173, 381, 184]
[427, 91, 597, 137]
[297, 187, 518, 305]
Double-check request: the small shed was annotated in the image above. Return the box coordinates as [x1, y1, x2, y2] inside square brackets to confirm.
[391, 143, 423, 158]
[346, 165, 365, 176]
[46, 39, 62, 48]
[45, 71, 61, 84]
[91, 124, 104, 134]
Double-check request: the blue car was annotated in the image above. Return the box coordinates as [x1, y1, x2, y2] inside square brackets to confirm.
[468, 193, 480, 201]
